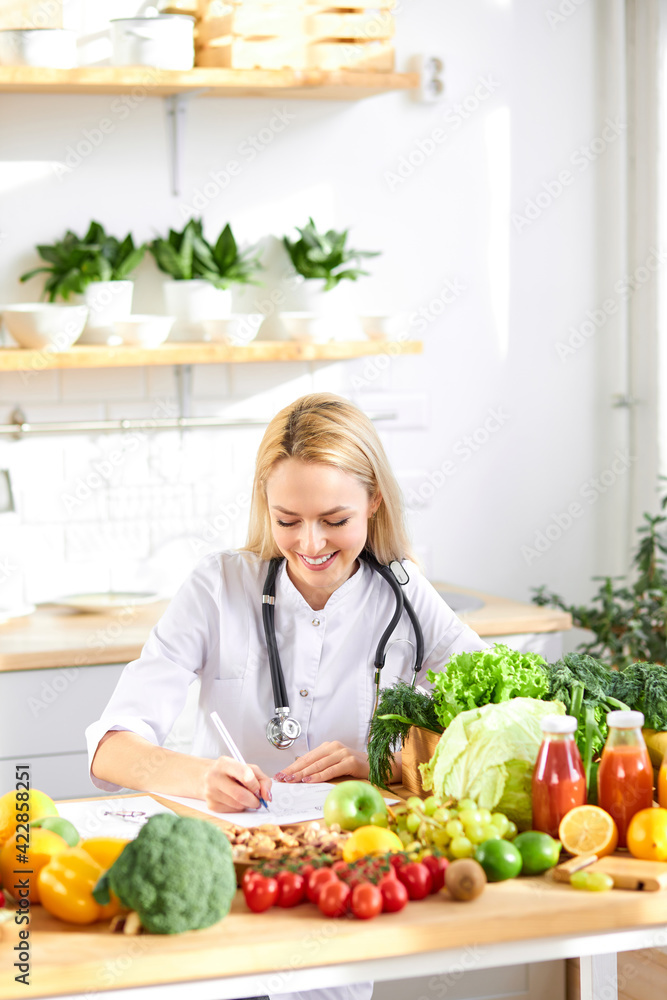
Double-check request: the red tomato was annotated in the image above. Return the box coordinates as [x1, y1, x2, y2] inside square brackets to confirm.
[331, 859, 349, 874]
[300, 863, 315, 880]
[378, 874, 408, 913]
[317, 879, 351, 918]
[389, 854, 405, 871]
[307, 868, 339, 904]
[244, 875, 279, 913]
[420, 855, 449, 893]
[397, 862, 432, 900]
[277, 871, 306, 908]
[350, 883, 383, 920]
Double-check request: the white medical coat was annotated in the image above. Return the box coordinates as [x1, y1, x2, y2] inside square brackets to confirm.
[85, 550, 487, 1000]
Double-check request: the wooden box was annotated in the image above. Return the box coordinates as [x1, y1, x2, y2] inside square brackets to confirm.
[0, 0, 62, 29]
[401, 725, 442, 798]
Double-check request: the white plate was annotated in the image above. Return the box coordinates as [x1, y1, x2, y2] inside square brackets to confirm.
[54, 592, 160, 613]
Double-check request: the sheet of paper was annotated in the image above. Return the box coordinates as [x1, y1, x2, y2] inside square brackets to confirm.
[56, 795, 177, 840]
[155, 780, 336, 827]
[155, 782, 400, 827]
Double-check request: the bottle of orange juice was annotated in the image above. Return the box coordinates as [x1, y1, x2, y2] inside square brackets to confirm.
[598, 711, 654, 848]
[659, 753, 667, 809]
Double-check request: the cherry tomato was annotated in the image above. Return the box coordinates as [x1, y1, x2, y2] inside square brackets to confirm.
[420, 855, 449, 893]
[0, 889, 5, 908]
[389, 854, 406, 871]
[317, 879, 351, 918]
[378, 874, 408, 913]
[397, 862, 432, 900]
[276, 871, 306, 908]
[300, 863, 315, 881]
[331, 859, 349, 874]
[243, 874, 279, 913]
[306, 868, 339, 904]
[350, 883, 383, 920]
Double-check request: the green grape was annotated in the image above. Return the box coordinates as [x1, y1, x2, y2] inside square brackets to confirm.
[369, 811, 388, 827]
[450, 836, 474, 859]
[490, 813, 510, 837]
[433, 807, 451, 823]
[396, 816, 408, 832]
[393, 803, 408, 816]
[505, 821, 518, 840]
[459, 809, 482, 826]
[406, 813, 421, 834]
[458, 798, 477, 811]
[406, 796, 426, 812]
[477, 808, 492, 825]
[464, 822, 486, 845]
[423, 796, 438, 816]
[446, 819, 464, 838]
[419, 823, 433, 845]
[480, 824, 501, 841]
[398, 829, 413, 846]
[433, 829, 450, 850]
[570, 871, 613, 892]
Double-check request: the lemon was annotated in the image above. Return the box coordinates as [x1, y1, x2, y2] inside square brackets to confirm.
[558, 805, 618, 858]
[342, 824, 404, 863]
[0, 827, 68, 902]
[0, 789, 58, 848]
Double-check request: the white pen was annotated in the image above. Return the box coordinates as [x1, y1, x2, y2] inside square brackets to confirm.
[209, 711, 269, 809]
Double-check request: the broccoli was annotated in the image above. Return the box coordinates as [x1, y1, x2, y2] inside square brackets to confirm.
[93, 813, 236, 934]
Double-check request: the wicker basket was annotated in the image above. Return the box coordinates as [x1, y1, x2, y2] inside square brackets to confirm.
[401, 725, 443, 798]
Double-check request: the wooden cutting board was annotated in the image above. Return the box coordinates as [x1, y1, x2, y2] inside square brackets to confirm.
[554, 852, 667, 891]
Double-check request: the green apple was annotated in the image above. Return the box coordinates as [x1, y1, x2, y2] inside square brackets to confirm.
[323, 781, 387, 831]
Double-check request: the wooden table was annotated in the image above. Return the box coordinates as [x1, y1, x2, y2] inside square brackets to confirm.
[0, 794, 664, 1000]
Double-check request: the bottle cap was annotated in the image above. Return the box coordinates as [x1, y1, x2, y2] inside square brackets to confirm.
[540, 714, 578, 734]
[606, 710, 645, 729]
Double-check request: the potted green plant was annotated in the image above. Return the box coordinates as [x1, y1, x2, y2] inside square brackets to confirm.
[148, 219, 261, 341]
[19, 222, 146, 344]
[280, 218, 380, 342]
[533, 489, 667, 668]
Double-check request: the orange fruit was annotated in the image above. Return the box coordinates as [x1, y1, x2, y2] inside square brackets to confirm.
[558, 805, 618, 857]
[0, 827, 69, 902]
[0, 789, 58, 848]
[627, 808, 667, 862]
[342, 825, 404, 863]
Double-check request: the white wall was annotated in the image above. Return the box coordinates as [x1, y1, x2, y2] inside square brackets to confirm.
[0, 0, 630, 613]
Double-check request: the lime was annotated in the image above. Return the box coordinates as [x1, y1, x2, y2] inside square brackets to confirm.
[31, 815, 80, 847]
[474, 838, 522, 882]
[570, 870, 613, 892]
[513, 831, 561, 875]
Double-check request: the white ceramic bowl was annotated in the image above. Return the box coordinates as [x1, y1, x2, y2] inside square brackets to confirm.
[0, 29, 77, 68]
[0, 304, 88, 350]
[273, 312, 335, 343]
[202, 314, 264, 346]
[113, 315, 175, 348]
[360, 313, 412, 341]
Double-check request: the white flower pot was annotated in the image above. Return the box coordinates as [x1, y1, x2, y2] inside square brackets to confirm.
[163, 280, 233, 342]
[288, 277, 364, 341]
[77, 281, 134, 345]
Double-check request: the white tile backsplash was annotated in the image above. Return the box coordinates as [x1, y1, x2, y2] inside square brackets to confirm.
[6, 362, 409, 601]
[0, 370, 60, 404]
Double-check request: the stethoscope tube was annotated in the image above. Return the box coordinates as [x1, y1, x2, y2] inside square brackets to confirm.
[262, 553, 425, 748]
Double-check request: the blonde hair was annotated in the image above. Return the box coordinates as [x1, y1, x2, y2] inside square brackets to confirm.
[244, 393, 415, 565]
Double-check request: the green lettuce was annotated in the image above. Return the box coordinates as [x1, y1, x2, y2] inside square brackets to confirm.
[427, 644, 549, 728]
[419, 698, 566, 830]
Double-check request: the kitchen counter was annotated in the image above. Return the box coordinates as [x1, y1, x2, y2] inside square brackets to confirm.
[0, 584, 571, 673]
[0, 792, 660, 1000]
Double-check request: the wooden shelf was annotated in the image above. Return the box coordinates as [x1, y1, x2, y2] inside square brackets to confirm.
[0, 66, 419, 99]
[0, 339, 421, 371]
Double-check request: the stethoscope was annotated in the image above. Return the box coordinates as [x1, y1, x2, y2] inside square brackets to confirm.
[261, 551, 425, 749]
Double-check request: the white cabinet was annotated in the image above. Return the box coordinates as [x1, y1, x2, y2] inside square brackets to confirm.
[374, 959, 565, 1000]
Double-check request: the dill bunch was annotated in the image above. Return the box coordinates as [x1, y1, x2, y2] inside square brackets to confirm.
[367, 681, 442, 789]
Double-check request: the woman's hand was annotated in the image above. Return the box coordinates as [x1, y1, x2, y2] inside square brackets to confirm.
[202, 756, 272, 812]
[273, 742, 372, 784]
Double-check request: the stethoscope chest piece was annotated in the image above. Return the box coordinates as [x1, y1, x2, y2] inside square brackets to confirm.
[266, 709, 302, 749]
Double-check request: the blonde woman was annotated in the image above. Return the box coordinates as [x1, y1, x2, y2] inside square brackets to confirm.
[87, 393, 485, 1000]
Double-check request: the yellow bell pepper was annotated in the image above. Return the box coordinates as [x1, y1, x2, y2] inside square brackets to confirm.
[38, 847, 121, 924]
[80, 837, 130, 870]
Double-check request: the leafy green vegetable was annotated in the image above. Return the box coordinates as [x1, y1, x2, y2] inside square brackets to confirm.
[283, 217, 380, 290]
[426, 644, 549, 728]
[92, 813, 236, 934]
[609, 661, 667, 730]
[367, 680, 441, 789]
[149, 218, 261, 289]
[20, 221, 146, 301]
[544, 653, 630, 790]
[419, 698, 566, 830]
